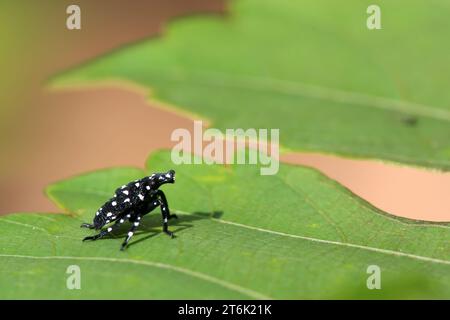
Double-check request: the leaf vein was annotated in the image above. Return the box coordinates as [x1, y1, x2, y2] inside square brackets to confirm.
[180, 211, 450, 266]
[0, 254, 271, 299]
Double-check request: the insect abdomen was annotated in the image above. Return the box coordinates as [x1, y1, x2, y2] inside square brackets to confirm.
[93, 203, 121, 229]
[93, 213, 107, 229]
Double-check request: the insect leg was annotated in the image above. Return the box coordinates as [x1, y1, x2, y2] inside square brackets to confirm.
[155, 190, 178, 219]
[155, 190, 177, 238]
[120, 222, 139, 250]
[80, 223, 95, 229]
[82, 217, 127, 241]
[120, 215, 142, 251]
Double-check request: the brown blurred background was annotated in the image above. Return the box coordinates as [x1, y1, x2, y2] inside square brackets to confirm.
[0, 0, 225, 213]
[0, 0, 448, 221]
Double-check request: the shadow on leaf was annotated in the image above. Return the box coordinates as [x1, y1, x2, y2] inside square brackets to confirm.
[82, 211, 224, 249]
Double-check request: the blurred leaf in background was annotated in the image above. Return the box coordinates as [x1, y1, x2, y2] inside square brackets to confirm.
[0, 151, 449, 299]
[53, 0, 450, 170]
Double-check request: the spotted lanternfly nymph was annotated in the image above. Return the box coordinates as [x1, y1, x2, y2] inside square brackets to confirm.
[80, 170, 177, 250]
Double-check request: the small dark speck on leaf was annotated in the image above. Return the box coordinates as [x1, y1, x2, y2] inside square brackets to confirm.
[401, 116, 419, 127]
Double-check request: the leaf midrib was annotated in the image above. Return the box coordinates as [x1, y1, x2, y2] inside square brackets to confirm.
[47, 182, 450, 263]
[0, 253, 271, 300]
[138, 68, 450, 122]
[184, 211, 450, 266]
[3, 210, 449, 266]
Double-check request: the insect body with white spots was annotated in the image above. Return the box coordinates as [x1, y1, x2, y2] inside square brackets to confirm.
[80, 170, 177, 250]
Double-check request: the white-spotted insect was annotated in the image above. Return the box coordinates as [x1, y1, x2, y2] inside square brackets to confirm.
[81, 170, 177, 250]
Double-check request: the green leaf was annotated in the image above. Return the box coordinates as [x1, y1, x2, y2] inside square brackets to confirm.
[1, 150, 449, 299]
[52, 0, 450, 170]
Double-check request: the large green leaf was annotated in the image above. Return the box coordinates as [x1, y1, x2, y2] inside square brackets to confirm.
[52, 0, 450, 170]
[1, 151, 449, 299]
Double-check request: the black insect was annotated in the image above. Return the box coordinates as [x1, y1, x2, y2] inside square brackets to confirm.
[81, 170, 177, 250]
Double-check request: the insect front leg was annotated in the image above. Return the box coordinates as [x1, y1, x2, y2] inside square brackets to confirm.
[155, 190, 177, 238]
[82, 216, 128, 242]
